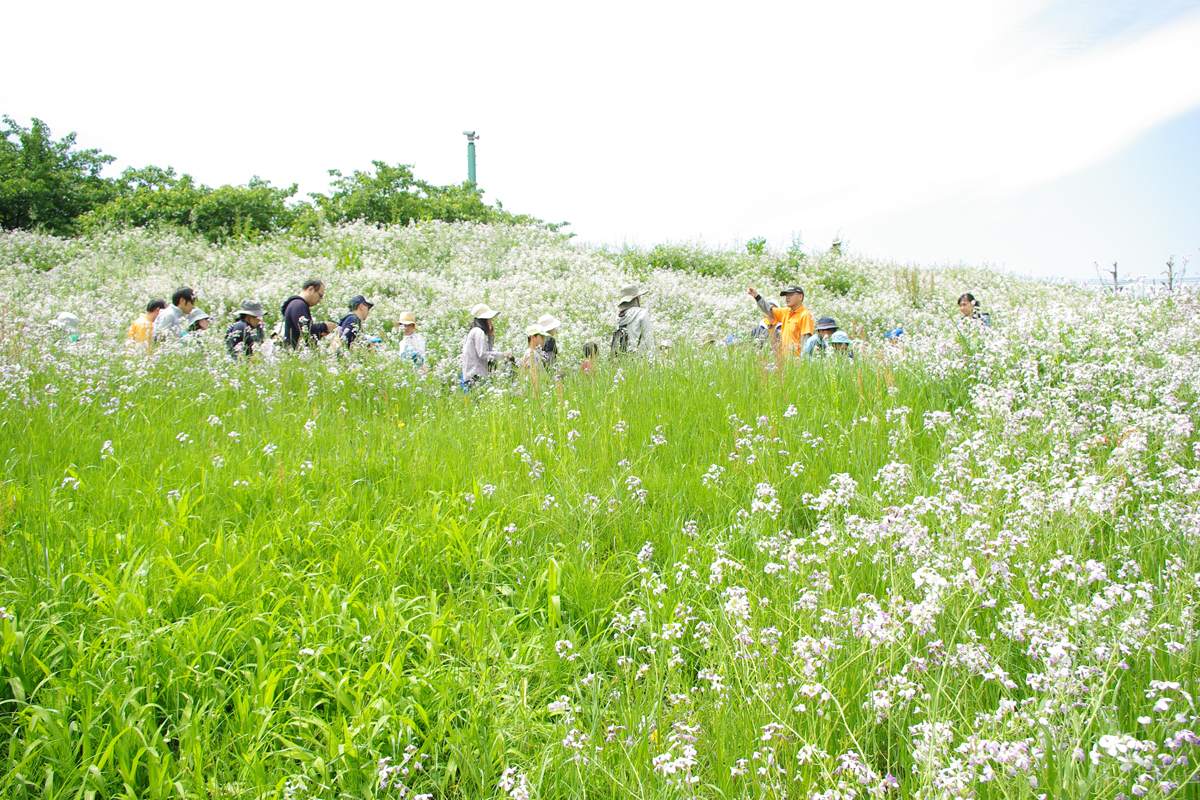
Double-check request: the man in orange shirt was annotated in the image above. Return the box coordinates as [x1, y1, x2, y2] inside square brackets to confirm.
[747, 284, 814, 356]
[127, 299, 167, 347]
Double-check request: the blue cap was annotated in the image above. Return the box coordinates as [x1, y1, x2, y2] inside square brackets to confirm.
[349, 294, 374, 310]
[884, 328, 904, 339]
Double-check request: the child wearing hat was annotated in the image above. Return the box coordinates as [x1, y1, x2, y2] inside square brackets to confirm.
[337, 295, 374, 348]
[537, 313, 562, 368]
[829, 331, 854, 359]
[226, 301, 265, 359]
[397, 311, 428, 371]
[802, 317, 839, 357]
[519, 324, 549, 370]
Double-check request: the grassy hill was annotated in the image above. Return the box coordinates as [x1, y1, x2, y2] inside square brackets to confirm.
[1, 223, 1197, 799]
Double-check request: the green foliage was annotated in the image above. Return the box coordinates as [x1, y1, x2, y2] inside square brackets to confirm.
[310, 161, 566, 233]
[0, 116, 115, 234]
[895, 265, 936, 308]
[618, 242, 736, 278]
[744, 236, 766, 255]
[83, 166, 302, 242]
[806, 249, 872, 297]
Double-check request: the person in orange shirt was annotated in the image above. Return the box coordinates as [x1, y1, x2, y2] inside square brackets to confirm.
[127, 299, 167, 347]
[747, 284, 814, 356]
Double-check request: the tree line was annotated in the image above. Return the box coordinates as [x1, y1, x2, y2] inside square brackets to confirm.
[0, 115, 565, 242]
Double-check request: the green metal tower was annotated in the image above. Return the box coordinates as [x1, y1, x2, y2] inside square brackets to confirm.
[463, 131, 479, 184]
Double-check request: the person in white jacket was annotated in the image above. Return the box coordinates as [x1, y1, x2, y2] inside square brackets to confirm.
[461, 303, 512, 388]
[615, 285, 655, 357]
[397, 311, 428, 372]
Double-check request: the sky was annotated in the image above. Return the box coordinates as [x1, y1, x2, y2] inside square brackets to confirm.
[4, 0, 1199, 280]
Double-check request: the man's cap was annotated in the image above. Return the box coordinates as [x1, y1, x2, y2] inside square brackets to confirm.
[238, 300, 265, 317]
[816, 317, 838, 331]
[471, 303, 499, 320]
[779, 285, 805, 296]
[397, 311, 417, 326]
[349, 294, 374, 310]
[537, 313, 561, 332]
[619, 285, 645, 302]
[830, 331, 852, 344]
[884, 328, 904, 339]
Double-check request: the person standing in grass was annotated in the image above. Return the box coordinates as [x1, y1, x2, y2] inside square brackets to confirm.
[461, 303, 512, 388]
[802, 317, 839, 357]
[397, 311, 428, 372]
[127, 299, 166, 346]
[537, 313, 561, 368]
[226, 301, 265, 359]
[829, 331, 855, 359]
[154, 287, 197, 339]
[281, 280, 334, 349]
[581, 342, 600, 374]
[337, 295, 374, 348]
[958, 293, 991, 327]
[614, 285, 655, 356]
[519, 324, 549, 371]
[747, 284, 814, 356]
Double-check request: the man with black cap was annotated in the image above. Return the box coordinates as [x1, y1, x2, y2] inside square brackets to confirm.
[747, 284, 814, 357]
[226, 300, 265, 359]
[337, 294, 374, 348]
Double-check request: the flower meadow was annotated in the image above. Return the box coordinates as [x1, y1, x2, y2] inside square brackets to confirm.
[2, 223, 1200, 799]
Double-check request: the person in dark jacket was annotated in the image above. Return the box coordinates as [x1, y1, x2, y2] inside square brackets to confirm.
[226, 301, 266, 359]
[281, 280, 334, 348]
[337, 295, 374, 348]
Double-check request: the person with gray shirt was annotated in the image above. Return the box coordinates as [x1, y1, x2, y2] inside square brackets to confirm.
[614, 285, 655, 357]
[154, 287, 197, 339]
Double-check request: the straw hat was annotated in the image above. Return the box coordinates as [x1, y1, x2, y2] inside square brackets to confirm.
[470, 303, 498, 320]
[537, 313, 561, 332]
[397, 311, 417, 327]
[618, 285, 644, 303]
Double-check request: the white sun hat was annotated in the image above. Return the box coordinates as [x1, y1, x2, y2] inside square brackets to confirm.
[524, 323, 548, 337]
[470, 303, 499, 320]
[537, 313, 561, 332]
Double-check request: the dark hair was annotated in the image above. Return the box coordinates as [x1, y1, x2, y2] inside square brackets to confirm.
[303, 280, 324, 292]
[583, 342, 600, 358]
[147, 299, 168, 313]
[470, 317, 493, 336]
[958, 293, 979, 307]
[171, 287, 195, 307]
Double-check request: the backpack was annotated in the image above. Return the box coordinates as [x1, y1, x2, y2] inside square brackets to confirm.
[610, 326, 629, 354]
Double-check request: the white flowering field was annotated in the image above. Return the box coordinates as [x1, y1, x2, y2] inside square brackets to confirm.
[1, 223, 1198, 800]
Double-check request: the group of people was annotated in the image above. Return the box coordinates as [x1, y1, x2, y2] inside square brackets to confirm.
[124, 280, 428, 364]
[116, 278, 990, 381]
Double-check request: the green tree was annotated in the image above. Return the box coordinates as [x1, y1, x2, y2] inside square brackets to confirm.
[0, 115, 116, 234]
[84, 166, 301, 242]
[311, 160, 566, 232]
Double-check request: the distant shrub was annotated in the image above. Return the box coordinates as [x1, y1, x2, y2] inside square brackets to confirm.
[895, 266, 935, 308]
[807, 250, 870, 297]
[620, 242, 735, 278]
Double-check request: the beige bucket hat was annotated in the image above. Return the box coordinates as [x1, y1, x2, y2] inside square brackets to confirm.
[618, 285, 644, 303]
[397, 311, 417, 327]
